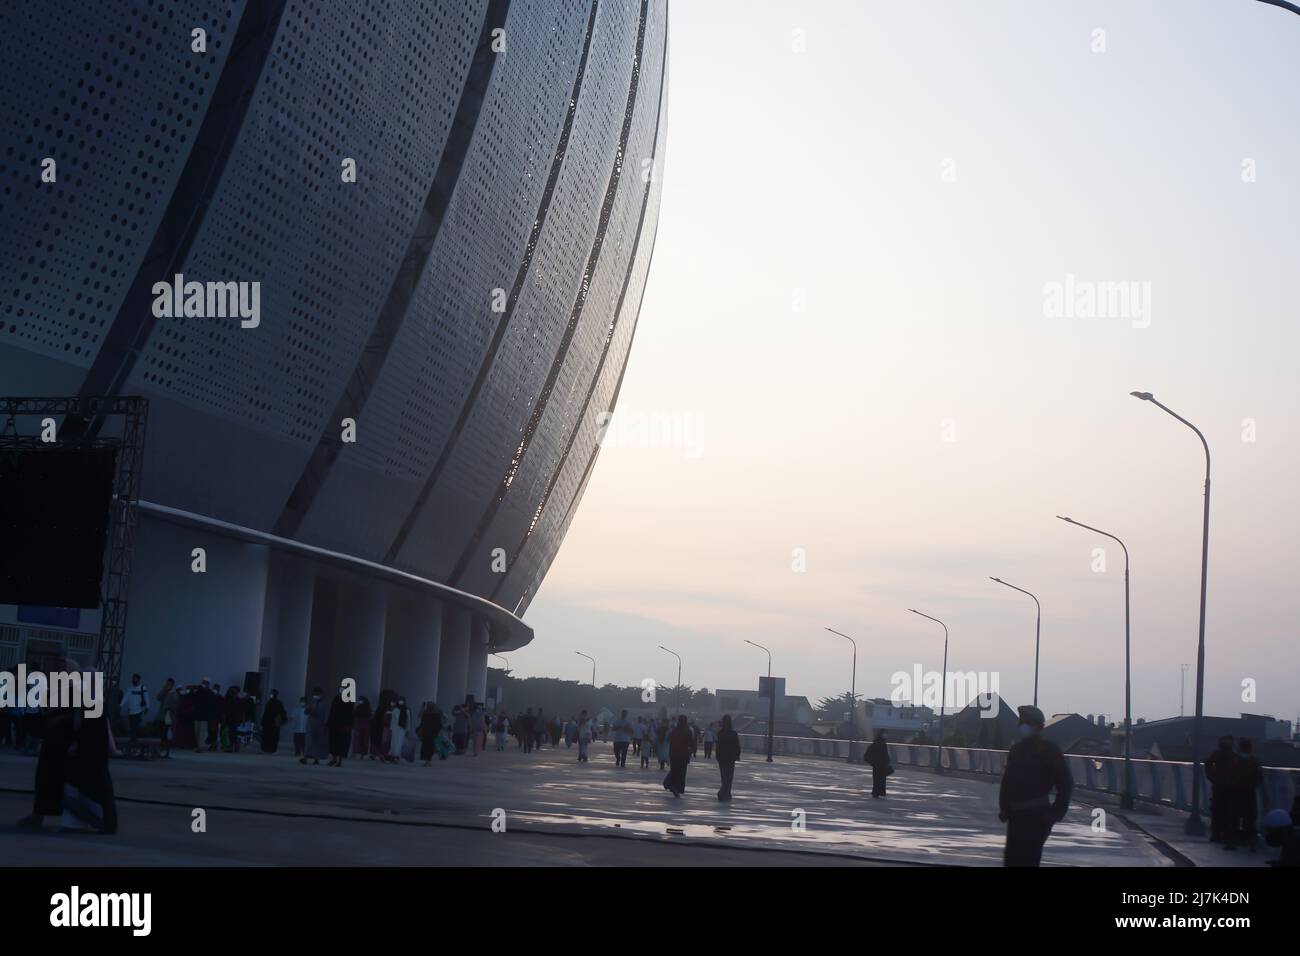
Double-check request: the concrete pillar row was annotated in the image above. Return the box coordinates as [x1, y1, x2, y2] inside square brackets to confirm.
[121, 514, 269, 693]
[333, 576, 388, 702]
[466, 616, 490, 704]
[265, 555, 315, 700]
[381, 595, 443, 710]
[436, 604, 471, 710]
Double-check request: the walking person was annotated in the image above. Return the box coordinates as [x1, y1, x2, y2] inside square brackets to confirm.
[656, 718, 669, 771]
[664, 715, 693, 797]
[156, 678, 179, 757]
[59, 706, 120, 835]
[715, 714, 741, 801]
[326, 685, 354, 767]
[576, 710, 593, 762]
[864, 730, 892, 798]
[998, 705, 1073, 867]
[1205, 735, 1240, 846]
[1232, 738, 1264, 852]
[451, 704, 469, 755]
[121, 673, 149, 745]
[352, 696, 373, 759]
[703, 722, 715, 760]
[260, 689, 287, 754]
[494, 711, 510, 751]
[418, 703, 442, 766]
[640, 720, 654, 769]
[611, 709, 634, 767]
[302, 687, 329, 766]
[390, 697, 412, 763]
[292, 695, 308, 757]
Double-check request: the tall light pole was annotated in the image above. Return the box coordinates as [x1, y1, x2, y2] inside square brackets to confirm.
[744, 639, 775, 762]
[1130, 390, 1211, 835]
[824, 627, 858, 764]
[658, 645, 682, 714]
[1057, 515, 1134, 810]
[1181, 663, 1189, 718]
[907, 609, 948, 773]
[575, 651, 595, 710]
[989, 577, 1042, 707]
[492, 653, 510, 672]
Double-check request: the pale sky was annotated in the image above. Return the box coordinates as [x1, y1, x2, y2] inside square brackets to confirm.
[521, 0, 1300, 725]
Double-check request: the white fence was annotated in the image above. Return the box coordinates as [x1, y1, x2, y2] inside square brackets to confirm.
[738, 733, 1300, 816]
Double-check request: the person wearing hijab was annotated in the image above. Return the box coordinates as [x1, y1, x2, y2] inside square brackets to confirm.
[260, 689, 287, 754]
[418, 702, 443, 765]
[715, 714, 742, 801]
[326, 684, 355, 767]
[352, 696, 373, 759]
[60, 705, 120, 834]
[301, 687, 329, 766]
[387, 696, 410, 763]
[664, 715, 693, 797]
[864, 730, 892, 798]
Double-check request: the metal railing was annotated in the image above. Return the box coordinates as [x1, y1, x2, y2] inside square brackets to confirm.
[738, 733, 1300, 815]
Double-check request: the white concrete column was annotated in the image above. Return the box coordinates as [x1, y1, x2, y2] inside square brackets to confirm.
[466, 616, 490, 704]
[121, 514, 269, 693]
[381, 595, 443, 710]
[266, 555, 315, 700]
[436, 604, 471, 709]
[333, 577, 388, 701]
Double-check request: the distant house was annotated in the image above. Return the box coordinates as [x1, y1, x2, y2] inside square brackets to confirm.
[715, 687, 814, 726]
[941, 695, 1019, 749]
[1042, 713, 1111, 753]
[1121, 713, 1296, 765]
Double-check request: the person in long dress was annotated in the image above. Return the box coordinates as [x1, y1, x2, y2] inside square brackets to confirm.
[387, 697, 410, 764]
[301, 688, 329, 766]
[715, 714, 741, 801]
[352, 697, 373, 759]
[60, 708, 120, 834]
[260, 689, 287, 754]
[326, 686, 354, 767]
[418, 703, 442, 766]
[664, 715, 693, 797]
[864, 730, 891, 798]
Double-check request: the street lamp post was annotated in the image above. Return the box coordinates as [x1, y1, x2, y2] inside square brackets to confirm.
[575, 652, 595, 710]
[1130, 390, 1211, 836]
[824, 627, 858, 763]
[492, 653, 510, 672]
[989, 577, 1042, 707]
[658, 645, 682, 714]
[1057, 515, 1134, 810]
[744, 639, 775, 762]
[907, 609, 948, 773]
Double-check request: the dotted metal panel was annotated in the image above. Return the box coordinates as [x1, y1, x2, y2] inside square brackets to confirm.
[0, 1, 242, 367]
[296, 0, 591, 562]
[457, 0, 666, 596]
[502, 36, 667, 614]
[392, 0, 642, 582]
[127, 0, 482, 439]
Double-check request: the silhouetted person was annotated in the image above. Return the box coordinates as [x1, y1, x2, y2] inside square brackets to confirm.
[326, 686, 354, 767]
[1204, 735, 1239, 845]
[664, 715, 693, 797]
[864, 730, 892, 798]
[1231, 737, 1263, 852]
[260, 689, 287, 753]
[999, 705, 1073, 867]
[60, 708, 119, 834]
[715, 714, 741, 801]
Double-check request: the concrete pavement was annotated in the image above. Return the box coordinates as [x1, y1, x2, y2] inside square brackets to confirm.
[1, 740, 1177, 866]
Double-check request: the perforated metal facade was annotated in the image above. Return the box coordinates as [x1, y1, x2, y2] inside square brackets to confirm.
[1, 1, 668, 624]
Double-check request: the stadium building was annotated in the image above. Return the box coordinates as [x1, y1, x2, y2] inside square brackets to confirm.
[0, 0, 668, 708]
